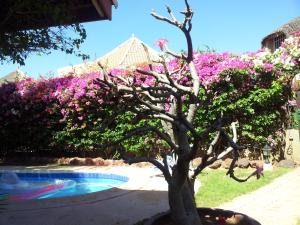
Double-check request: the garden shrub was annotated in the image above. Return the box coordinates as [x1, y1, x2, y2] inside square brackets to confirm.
[193, 47, 299, 159]
[0, 35, 299, 159]
[0, 80, 63, 156]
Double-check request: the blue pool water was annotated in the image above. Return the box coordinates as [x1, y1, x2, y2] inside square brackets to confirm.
[0, 172, 128, 200]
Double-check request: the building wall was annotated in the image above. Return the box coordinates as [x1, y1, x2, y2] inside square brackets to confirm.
[263, 28, 300, 52]
[263, 39, 275, 51]
[285, 129, 300, 163]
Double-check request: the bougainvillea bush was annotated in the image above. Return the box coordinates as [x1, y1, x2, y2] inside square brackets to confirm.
[194, 37, 300, 159]
[0, 79, 62, 155]
[0, 35, 299, 158]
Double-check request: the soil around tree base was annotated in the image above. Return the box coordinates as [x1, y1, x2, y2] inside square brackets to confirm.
[145, 208, 261, 225]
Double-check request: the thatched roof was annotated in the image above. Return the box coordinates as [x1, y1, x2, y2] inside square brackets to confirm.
[97, 35, 161, 69]
[0, 0, 118, 32]
[262, 16, 300, 45]
[0, 70, 27, 85]
[58, 35, 161, 76]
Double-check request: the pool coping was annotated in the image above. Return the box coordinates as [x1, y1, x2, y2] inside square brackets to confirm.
[0, 165, 159, 212]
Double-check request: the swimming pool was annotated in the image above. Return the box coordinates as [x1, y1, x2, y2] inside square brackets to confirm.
[0, 171, 129, 200]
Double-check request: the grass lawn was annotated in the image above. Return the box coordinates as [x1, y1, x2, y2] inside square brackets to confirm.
[297, 218, 300, 225]
[195, 167, 292, 207]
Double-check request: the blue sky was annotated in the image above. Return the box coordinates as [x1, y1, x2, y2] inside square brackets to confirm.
[1, 0, 299, 78]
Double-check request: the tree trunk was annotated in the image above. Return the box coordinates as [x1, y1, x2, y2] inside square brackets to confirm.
[168, 180, 202, 225]
[167, 124, 202, 225]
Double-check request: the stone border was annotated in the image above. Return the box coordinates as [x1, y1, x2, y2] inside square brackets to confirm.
[0, 157, 152, 167]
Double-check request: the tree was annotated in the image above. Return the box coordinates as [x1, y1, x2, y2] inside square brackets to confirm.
[94, 2, 262, 225]
[0, 0, 88, 65]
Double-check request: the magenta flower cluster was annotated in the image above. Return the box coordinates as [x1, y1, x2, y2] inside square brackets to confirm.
[0, 35, 299, 151]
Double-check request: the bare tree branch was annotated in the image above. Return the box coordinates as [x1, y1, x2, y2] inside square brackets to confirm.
[136, 68, 169, 84]
[182, 0, 193, 32]
[187, 117, 223, 162]
[165, 47, 186, 60]
[162, 59, 192, 93]
[163, 153, 172, 175]
[151, 114, 175, 123]
[191, 133, 221, 180]
[221, 128, 243, 151]
[125, 156, 172, 182]
[130, 126, 178, 150]
[131, 91, 176, 120]
[141, 86, 179, 98]
[150, 3, 199, 127]
[166, 5, 177, 23]
[151, 10, 178, 28]
[95, 124, 178, 154]
[136, 66, 191, 94]
[191, 122, 237, 179]
[181, 118, 201, 138]
[207, 131, 221, 155]
[217, 123, 259, 183]
[186, 62, 200, 123]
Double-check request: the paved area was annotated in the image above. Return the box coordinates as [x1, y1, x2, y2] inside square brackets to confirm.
[219, 167, 300, 225]
[0, 166, 169, 225]
[1, 166, 300, 225]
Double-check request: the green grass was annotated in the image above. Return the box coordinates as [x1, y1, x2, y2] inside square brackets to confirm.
[195, 167, 292, 207]
[296, 218, 300, 225]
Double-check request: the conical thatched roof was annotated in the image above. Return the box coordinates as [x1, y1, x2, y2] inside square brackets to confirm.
[58, 35, 161, 76]
[0, 69, 27, 85]
[97, 35, 161, 69]
[262, 16, 300, 45]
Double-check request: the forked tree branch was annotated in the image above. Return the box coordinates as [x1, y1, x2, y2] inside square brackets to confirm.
[124, 156, 172, 182]
[151, 5, 199, 123]
[151, 3, 193, 62]
[165, 47, 186, 59]
[123, 125, 178, 150]
[191, 122, 238, 179]
[182, 0, 193, 32]
[95, 68, 179, 123]
[187, 117, 223, 161]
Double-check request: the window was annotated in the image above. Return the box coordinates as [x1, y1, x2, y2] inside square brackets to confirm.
[274, 34, 286, 49]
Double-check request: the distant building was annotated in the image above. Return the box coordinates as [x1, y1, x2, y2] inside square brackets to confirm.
[261, 17, 300, 52]
[0, 69, 27, 85]
[98, 35, 161, 69]
[58, 35, 161, 76]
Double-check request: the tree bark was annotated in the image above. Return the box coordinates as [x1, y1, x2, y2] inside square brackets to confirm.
[182, 180, 202, 225]
[168, 180, 202, 225]
[167, 125, 203, 225]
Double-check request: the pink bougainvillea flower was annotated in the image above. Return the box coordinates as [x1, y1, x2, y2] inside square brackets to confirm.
[288, 99, 297, 106]
[291, 30, 300, 37]
[263, 63, 273, 72]
[155, 38, 168, 51]
[291, 76, 300, 91]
